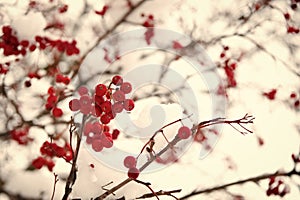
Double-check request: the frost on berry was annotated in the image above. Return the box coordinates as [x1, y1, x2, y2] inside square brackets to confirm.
[177, 126, 191, 139]
[123, 156, 137, 168]
[127, 167, 140, 179]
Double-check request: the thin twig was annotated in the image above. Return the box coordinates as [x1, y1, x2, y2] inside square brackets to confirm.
[179, 169, 299, 200]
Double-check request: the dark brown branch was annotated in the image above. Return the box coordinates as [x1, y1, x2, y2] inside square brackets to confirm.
[95, 114, 254, 199]
[136, 189, 181, 199]
[50, 173, 59, 200]
[179, 169, 299, 200]
[62, 115, 86, 200]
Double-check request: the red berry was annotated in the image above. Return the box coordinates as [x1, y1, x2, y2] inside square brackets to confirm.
[112, 75, 123, 85]
[284, 13, 290, 20]
[24, 80, 31, 87]
[94, 95, 104, 106]
[55, 74, 64, 83]
[112, 129, 120, 140]
[47, 86, 55, 95]
[78, 86, 89, 96]
[100, 101, 112, 113]
[290, 92, 297, 98]
[32, 156, 46, 169]
[101, 136, 113, 148]
[92, 139, 103, 152]
[112, 90, 125, 102]
[100, 114, 110, 124]
[80, 95, 92, 107]
[263, 89, 277, 100]
[123, 99, 134, 111]
[177, 126, 191, 139]
[95, 84, 107, 96]
[52, 107, 63, 117]
[103, 125, 110, 132]
[29, 44, 36, 52]
[91, 121, 103, 134]
[128, 167, 140, 179]
[90, 163, 95, 168]
[94, 104, 103, 116]
[80, 104, 91, 115]
[120, 82, 132, 94]
[220, 52, 226, 58]
[294, 100, 300, 107]
[112, 102, 123, 113]
[20, 40, 29, 47]
[69, 99, 81, 111]
[123, 156, 137, 168]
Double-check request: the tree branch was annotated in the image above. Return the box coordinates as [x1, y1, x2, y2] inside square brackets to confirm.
[179, 168, 299, 200]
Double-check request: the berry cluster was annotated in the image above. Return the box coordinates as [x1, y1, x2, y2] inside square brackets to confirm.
[32, 141, 72, 171]
[55, 73, 70, 85]
[266, 177, 290, 197]
[69, 75, 134, 152]
[141, 13, 155, 45]
[219, 46, 238, 88]
[34, 36, 80, 55]
[45, 86, 63, 118]
[123, 156, 140, 179]
[83, 121, 120, 152]
[0, 26, 26, 57]
[9, 126, 33, 145]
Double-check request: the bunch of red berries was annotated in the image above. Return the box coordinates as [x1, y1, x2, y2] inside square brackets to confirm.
[45, 86, 64, 118]
[9, 126, 33, 145]
[32, 141, 72, 171]
[83, 121, 120, 152]
[123, 156, 139, 179]
[69, 75, 134, 152]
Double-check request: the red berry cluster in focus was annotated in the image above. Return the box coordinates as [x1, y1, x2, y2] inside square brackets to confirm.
[83, 121, 118, 152]
[266, 177, 290, 197]
[32, 141, 72, 171]
[69, 75, 134, 152]
[123, 156, 140, 179]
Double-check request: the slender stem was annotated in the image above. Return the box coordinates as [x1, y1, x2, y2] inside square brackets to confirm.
[179, 169, 299, 200]
[94, 114, 254, 199]
[62, 115, 86, 200]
